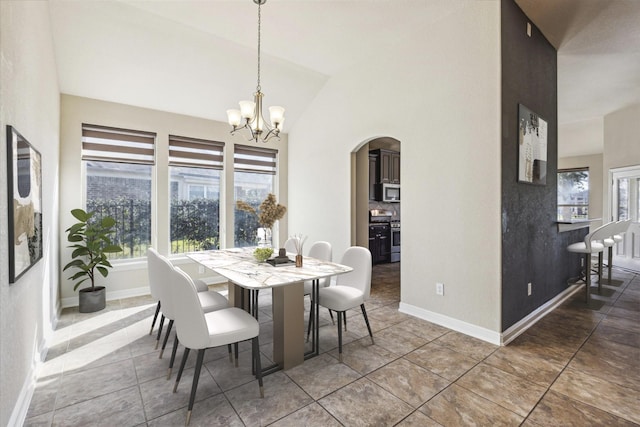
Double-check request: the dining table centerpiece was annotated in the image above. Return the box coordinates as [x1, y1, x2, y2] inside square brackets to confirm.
[236, 193, 287, 249]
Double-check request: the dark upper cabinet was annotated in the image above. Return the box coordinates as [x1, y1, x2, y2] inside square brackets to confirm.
[370, 149, 400, 185]
[369, 154, 377, 201]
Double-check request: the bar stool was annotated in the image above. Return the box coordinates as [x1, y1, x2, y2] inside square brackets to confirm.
[567, 222, 611, 302]
[603, 219, 632, 284]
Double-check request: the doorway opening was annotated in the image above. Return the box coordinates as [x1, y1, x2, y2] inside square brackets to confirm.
[610, 165, 640, 272]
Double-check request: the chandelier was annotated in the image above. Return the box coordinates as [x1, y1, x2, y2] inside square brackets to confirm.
[226, 0, 284, 143]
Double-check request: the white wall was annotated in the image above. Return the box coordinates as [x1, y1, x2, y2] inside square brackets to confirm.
[59, 95, 289, 304]
[288, 2, 502, 335]
[0, 2, 60, 425]
[603, 104, 640, 219]
[558, 117, 604, 158]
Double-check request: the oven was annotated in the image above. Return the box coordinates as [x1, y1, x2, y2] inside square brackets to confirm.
[390, 221, 400, 263]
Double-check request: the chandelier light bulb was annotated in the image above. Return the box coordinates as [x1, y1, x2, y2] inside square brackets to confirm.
[239, 100, 256, 120]
[227, 109, 242, 127]
[269, 106, 285, 127]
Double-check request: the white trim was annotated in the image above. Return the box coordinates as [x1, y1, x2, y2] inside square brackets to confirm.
[60, 275, 228, 308]
[398, 303, 502, 345]
[399, 284, 584, 347]
[8, 358, 38, 427]
[501, 284, 582, 345]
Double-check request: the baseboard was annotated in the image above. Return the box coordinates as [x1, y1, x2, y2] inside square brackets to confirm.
[501, 283, 582, 345]
[60, 276, 228, 308]
[399, 284, 583, 347]
[398, 303, 502, 345]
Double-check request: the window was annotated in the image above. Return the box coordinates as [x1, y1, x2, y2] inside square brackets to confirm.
[234, 145, 277, 247]
[169, 135, 224, 253]
[82, 124, 155, 259]
[558, 168, 589, 220]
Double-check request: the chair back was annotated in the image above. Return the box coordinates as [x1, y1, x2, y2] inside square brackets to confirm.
[171, 267, 210, 350]
[308, 241, 332, 287]
[146, 248, 161, 299]
[284, 238, 298, 254]
[586, 222, 617, 251]
[616, 219, 632, 235]
[335, 246, 372, 300]
[147, 248, 178, 320]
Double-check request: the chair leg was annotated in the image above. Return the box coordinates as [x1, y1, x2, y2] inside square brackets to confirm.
[155, 315, 165, 349]
[343, 311, 347, 332]
[585, 254, 591, 303]
[227, 344, 233, 363]
[173, 347, 190, 393]
[149, 301, 161, 335]
[185, 349, 205, 426]
[252, 337, 264, 398]
[328, 309, 335, 325]
[597, 252, 603, 293]
[159, 319, 173, 359]
[168, 335, 179, 379]
[337, 311, 343, 362]
[234, 342, 239, 367]
[306, 303, 314, 343]
[361, 304, 374, 345]
[607, 246, 613, 284]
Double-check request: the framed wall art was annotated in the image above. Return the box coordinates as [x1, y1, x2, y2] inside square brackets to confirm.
[518, 104, 548, 185]
[6, 125, 43, 283]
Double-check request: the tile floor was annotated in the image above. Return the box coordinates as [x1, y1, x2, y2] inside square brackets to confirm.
[24, 263, 639, 426]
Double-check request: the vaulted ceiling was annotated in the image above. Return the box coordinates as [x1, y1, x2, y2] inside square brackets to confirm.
[48, 0, 639, 156]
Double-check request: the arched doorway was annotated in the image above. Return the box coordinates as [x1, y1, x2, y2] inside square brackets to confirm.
[351, 136, 401, 263]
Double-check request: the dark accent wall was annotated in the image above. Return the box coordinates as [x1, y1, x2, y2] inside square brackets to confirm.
[501, 0, 585, 331]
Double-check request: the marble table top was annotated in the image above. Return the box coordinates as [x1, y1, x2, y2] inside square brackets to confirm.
[187, 247, 352, 290]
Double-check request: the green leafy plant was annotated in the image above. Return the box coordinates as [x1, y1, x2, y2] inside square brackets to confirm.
[253, 247, 274, 263]
[63, 209, 123, 291]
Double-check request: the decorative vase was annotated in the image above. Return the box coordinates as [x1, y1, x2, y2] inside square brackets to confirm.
[295, 254, 303, 268]
[257, 227, 273, 248]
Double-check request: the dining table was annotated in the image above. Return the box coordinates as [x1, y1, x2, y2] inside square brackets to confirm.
[187, 247, 352, 374]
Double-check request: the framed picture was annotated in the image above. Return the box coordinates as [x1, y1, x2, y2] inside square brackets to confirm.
[518, 104, 548, 185]
[6, 125, 43, 283]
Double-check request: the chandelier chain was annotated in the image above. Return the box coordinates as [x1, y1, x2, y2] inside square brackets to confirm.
[257, 2, 261, 92]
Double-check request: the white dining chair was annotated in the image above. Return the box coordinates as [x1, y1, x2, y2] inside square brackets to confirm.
[284, 237, 298, 254]
[147, 248, 226, 348]
[147, 249, 229, 378]
[171, 266, 263, 426]
[303, 241, 333, 341]
[317, 246, 374, 362]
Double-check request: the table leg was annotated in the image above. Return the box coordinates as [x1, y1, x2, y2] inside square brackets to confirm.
[272, 282, 304, 370]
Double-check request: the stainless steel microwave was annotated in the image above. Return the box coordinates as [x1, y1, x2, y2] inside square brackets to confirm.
[376, 183, 400, 203]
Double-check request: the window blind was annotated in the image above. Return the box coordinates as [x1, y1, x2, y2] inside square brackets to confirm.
[82, 124, 156, 165]
[168, 135, 224, 169]
[234, 145, 277, 175]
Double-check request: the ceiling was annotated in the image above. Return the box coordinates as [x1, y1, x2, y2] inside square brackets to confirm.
[48, 0, 639, 156]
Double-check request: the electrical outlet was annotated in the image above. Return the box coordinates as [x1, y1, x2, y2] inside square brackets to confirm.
[436, 282, 444, 296]
[198, 265, 205, 274]
[527, 282, 532, 296]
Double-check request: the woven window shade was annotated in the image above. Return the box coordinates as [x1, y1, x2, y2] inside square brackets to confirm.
[169, 135, 224, 169]
[82, 124, 156, 165]
[234, 145, 277, 175]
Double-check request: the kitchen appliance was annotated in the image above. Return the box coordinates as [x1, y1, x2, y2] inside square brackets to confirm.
[390, 221, 400, 263]
[376, 183, 400, 203]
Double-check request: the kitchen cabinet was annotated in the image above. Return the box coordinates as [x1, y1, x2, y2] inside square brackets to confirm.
[369, 223, 390, 264]
[369, 154, 377, 200]
[370, 149, 400, 184]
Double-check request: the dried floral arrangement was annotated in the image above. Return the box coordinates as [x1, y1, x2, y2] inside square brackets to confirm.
[289, 233, 307, 255]
[236, 193, 287, 228]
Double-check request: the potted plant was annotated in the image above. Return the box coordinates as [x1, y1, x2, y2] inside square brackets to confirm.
[63, 209, 123, 313]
